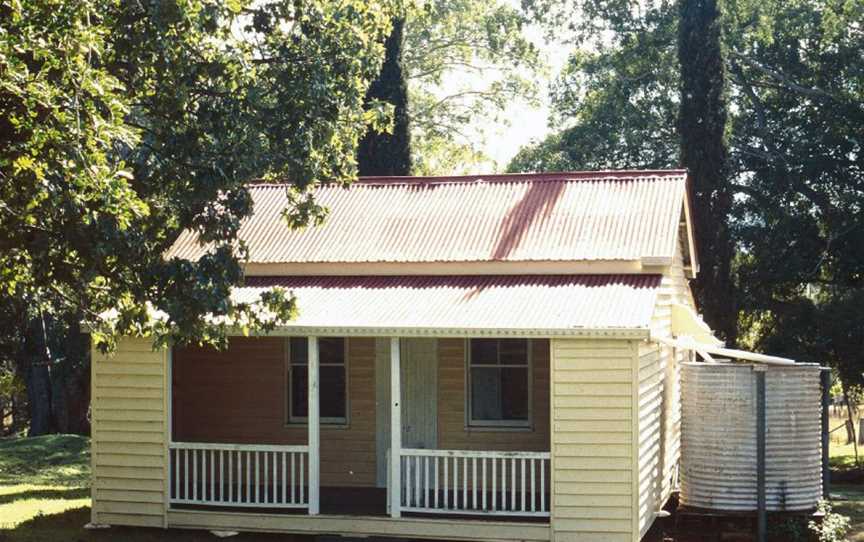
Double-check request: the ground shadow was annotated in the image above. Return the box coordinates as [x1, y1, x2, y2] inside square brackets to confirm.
[1, 506, 317, 542]
[0, 486, 89, 505]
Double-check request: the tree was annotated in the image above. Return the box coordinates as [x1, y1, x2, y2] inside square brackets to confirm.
[1, 0, 396, 433]
[509, 0, 679, 172]
[728, 0, 864, 369]
[677, 0, 737, 345]
[358, 17, 412, 176]
[403, 0, 542, 174]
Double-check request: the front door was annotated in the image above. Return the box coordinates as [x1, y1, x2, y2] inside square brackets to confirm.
[375, 338, 438, 486]
[400, 338, 438, 449]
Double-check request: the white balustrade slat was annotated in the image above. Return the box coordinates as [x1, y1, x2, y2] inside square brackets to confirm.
[540, 458, 545, 512]
[245, 451, 250, 503]
[210, 450, 215, 502]
[472, 456, 477, 510]
[530, 458, 536, 512]
[462, 457, 467, 508]
[202, 449, 207, 501]
[452, 456, 457, 509]
[443, 456, 449, 509]
[415, 456, 421, 507]
[482, 458, 487, 511]
[511, 458, 516, 511]
[521, 458, 526, 512]
[263, 452, 269, 503]
[173, 449, 179, 500]
[492, 457, 497, 511]
[193, 449, 198, 501]
[434, 457, 439, 509]
[255, 451, 260, 504]
[424, 457, 429, 508]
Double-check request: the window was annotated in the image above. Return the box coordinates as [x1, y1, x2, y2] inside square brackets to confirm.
[467, 339, 531, 427]
[287, 337, 348, 424]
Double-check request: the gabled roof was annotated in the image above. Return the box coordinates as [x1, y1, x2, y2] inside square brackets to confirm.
[231, 274, 661, 336]
[166, 170, 696, 275]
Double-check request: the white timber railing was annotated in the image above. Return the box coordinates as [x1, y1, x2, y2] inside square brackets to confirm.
[390, 449, 551, 517]
[169, 442, 309, 508]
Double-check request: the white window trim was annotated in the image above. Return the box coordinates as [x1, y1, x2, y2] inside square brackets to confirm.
[465, 338, 533, 429]
[285, 337, 350, 426]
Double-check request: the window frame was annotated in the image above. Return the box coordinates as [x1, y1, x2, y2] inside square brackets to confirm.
[285, 337, 350, 426]
[465, 338, 533, 429]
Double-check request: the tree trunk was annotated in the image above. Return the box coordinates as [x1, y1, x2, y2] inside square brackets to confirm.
[62, 316, 91, 436]
[844, 387, 859, 464]
[26, 362, 53, 436]
[22, 313, 55, 436]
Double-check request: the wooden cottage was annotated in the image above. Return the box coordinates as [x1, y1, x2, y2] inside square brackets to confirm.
[90, 170, 714, 542]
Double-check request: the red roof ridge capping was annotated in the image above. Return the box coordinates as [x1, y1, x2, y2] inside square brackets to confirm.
[245, 169, 687, 188]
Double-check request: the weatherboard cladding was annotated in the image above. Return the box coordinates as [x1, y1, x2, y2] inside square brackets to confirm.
[232, 274, 661, 330]
[167, 171, 688, 264]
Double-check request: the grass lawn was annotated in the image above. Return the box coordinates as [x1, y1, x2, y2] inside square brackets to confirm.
[829, 439, 864, 541]
[0, 435, 305, 541]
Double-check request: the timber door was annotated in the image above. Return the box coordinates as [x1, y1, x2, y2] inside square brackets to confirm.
[400, 338, 438, 449]
[375, 338, 438, 487]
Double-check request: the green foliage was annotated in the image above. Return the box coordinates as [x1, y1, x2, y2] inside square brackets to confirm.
[809, 500, 851, 542]
[358, 17, 412, 176]
[768, 516, 808, 542]
[729, 0, 864, 364]
[404, 0, 543, 174]
[510, 0, 679, 172]
[0, 0, 396, 351]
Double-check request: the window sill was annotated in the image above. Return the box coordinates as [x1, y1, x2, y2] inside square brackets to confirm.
[284, 421, 350, 430]
[464, 425, 533, 433]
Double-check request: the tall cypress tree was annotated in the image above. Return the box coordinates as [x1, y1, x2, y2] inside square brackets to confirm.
[678, 0, 738, 345]
[357, 17, 412, 176]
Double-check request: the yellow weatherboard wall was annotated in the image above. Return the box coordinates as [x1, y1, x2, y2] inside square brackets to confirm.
[91, 337, 168, 528]
[550, 337, 637, 542]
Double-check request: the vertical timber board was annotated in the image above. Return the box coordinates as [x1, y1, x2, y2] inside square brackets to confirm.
[550, 337, 636, 542]
[91, 336, 168, 528]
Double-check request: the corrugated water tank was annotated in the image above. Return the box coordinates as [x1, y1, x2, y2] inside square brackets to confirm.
[680, 362, 823, 511]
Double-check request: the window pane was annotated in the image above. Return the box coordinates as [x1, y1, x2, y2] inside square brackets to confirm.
[290, 337, 308, 365]
[471, 367, 502, 420]
[470, 339, 498, 365]
[501, 367, 529, 420]
[291, 365, 309, 418]
[499, 339, 528, 366]
[320, 366, 346, 418]
[319, 338, 345, 365]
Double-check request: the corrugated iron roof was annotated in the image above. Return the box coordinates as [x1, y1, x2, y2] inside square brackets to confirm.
[232, 274, 661, 331]
[167, 170, 688, 265]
